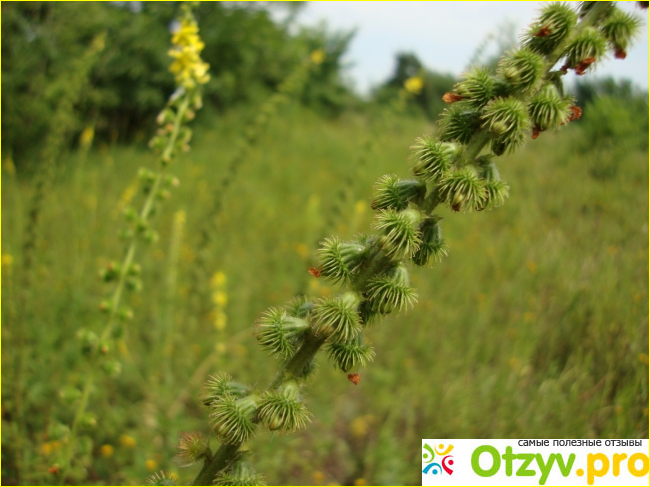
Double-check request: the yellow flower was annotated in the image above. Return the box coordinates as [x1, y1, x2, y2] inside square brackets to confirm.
[41, 443, 51, 456]
[350, 417, 369, 439]
[213, 291, 228, 307]
[312, 471, 325, 484]
[119, 435, 136, 448]
[79, 126, 95, 150]
[168, 19, 210, 88]
[404, 76, 424, 95]
[2, 254, 13, 268]
[145, 459, 158, 471]
[295, 243, 309, 259]
[172, 20, 202, 49]
[4, 155, 16, 176]
[214, 311, 227, 331]
[211, 271, 227, 287]
[100, 444, 114, 457]
[310, 49, 326, 65]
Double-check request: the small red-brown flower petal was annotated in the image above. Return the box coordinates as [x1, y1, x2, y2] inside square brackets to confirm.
[614, 49, 627, 60]
[535, 26, 552, 37]
[308, 267, 321, 278]
[573, 57, 596, 76]
[532, 126, 541, 140]
[442, 92, 464, 104]
[568, 105, 582, 122]
[48, 465, 60, 475]
[347, 373, 360, 385]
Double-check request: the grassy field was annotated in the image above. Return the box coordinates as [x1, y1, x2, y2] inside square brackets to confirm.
[2, 103, 648, 485]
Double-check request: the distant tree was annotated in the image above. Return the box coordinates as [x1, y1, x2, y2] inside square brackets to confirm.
[1, 1, 354, 169]
[372, 52, 456, 119]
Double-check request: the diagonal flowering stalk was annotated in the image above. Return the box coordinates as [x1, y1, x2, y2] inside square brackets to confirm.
[56, 4, 210, 484]
[160, 3, 644, 485]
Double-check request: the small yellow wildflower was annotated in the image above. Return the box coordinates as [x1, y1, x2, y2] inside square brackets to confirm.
[100, 444, 114, 457]
[112, 179, 138, 220]
[168, 19, 210, 88]
[214, 310, 227, 331]
[41, 440, 62, 456]
[350, 417, 369, 439]
[2, 254, 13, 269]
[312, 471, 325, 485]
[213, 291, 228, 307]
[211, 271, 227, 287]
[353, 478, 367, 486]
[404, 76, 424, 95]
[3, 155, 16, 176]
[79, 126, 95, 150]
[145, 459, 158, 471]
[354, 200, 366, 215]
[310, 49, 326, 65]
[119, 435, 136, 448]
[295, 243, 309, 259]
[172, 20, 201, 47]
[215, 342, 227, 354]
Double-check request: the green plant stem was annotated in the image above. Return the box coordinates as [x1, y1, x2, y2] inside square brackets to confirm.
[269, 331, 327, 390]
[193, 331, 326, 485]
[459, 130, 492, 166]
[193, 4, 625, 484]
[193, 442, 241, 486]
[59, 93, 191, 484]
[58, 371, 94, 485]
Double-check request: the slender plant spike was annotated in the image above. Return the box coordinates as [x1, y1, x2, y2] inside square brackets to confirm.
[115, 2, 645, 485]
[53, 4, 209, 484]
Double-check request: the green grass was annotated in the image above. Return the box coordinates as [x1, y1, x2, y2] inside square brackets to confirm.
[2, 104, 648, 485]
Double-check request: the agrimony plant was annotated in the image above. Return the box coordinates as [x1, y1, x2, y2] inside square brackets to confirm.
[55, 4, 210, 483]
[164, 3, 642, 485]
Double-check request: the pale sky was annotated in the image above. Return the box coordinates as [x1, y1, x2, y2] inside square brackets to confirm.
[285, 1, 649, 96]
